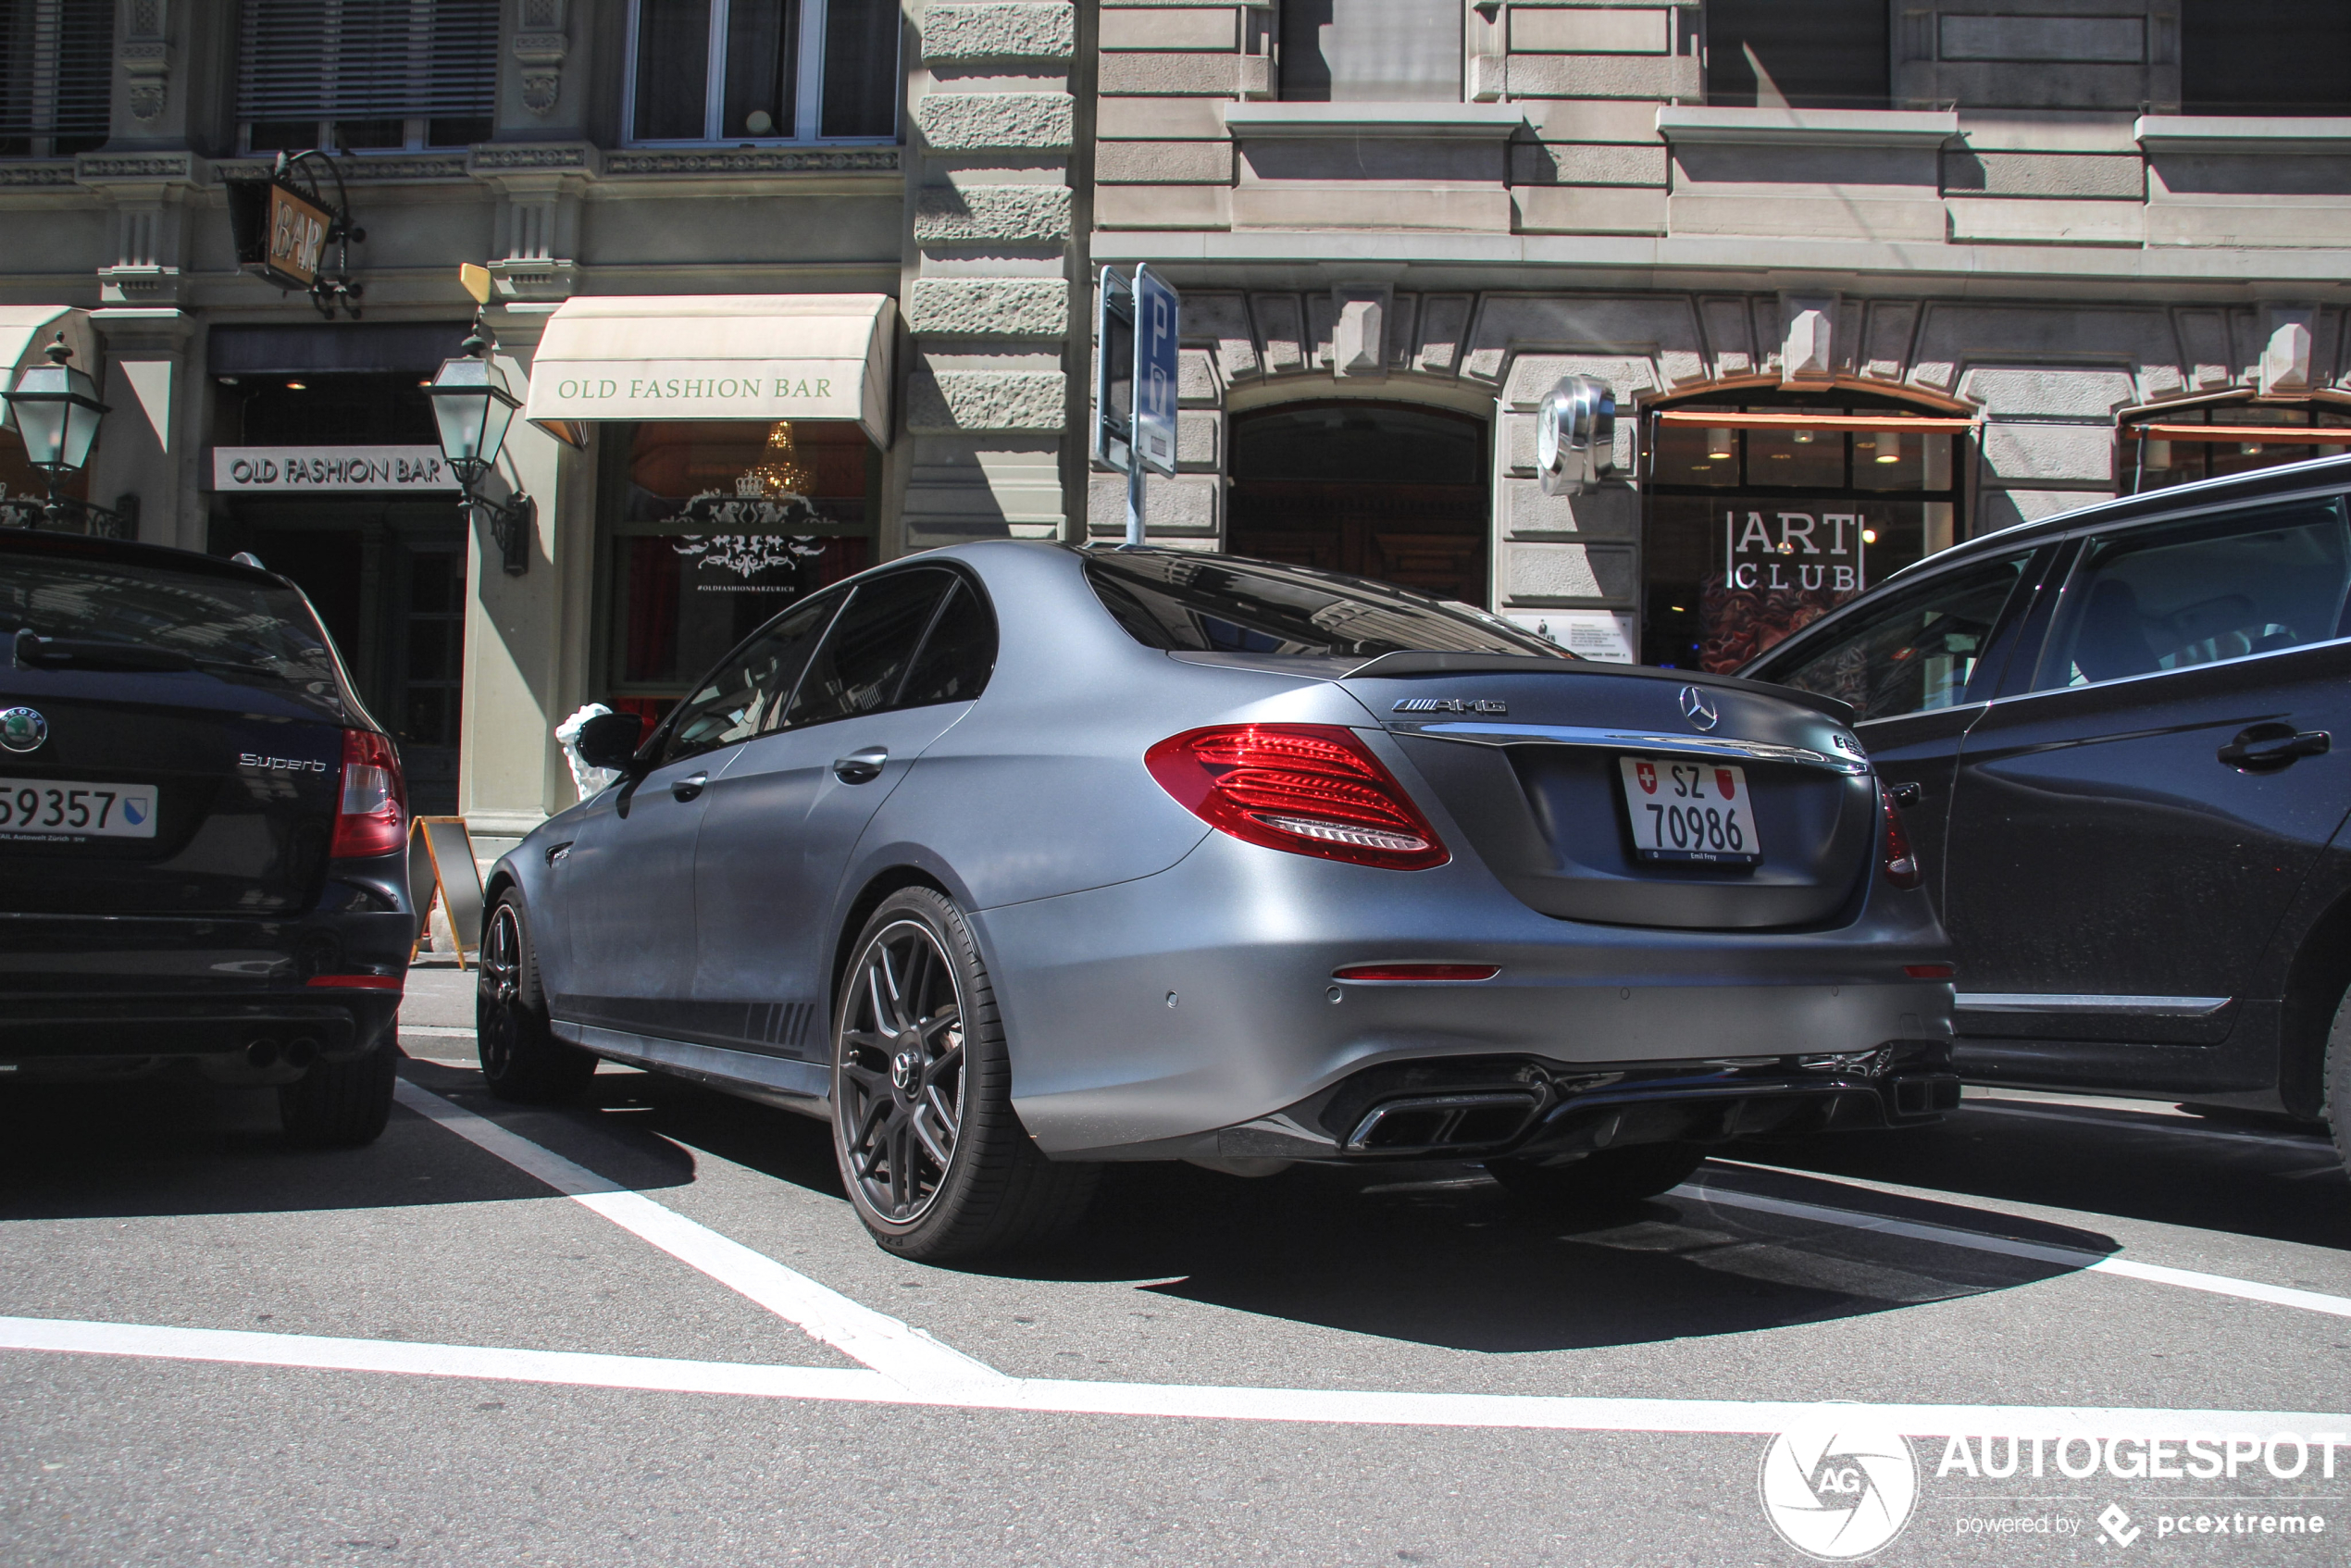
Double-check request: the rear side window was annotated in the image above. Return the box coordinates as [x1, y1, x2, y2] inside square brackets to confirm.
[2027, 497, 2351, 692]
[897, 579, 997, 707]
[1759, 554, 2033, 722]
[788, 569, 955, 728]
[1086, 553, 1566, 661]
[0, 550, 338, 688]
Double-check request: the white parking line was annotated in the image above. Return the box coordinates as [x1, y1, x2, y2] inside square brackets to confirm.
[391, 1080, 997, 1390]
[1963, 1101, 2334, 1150]
[5, 1314, 2343, 1440]
[1682, 1183, 2351, 1321]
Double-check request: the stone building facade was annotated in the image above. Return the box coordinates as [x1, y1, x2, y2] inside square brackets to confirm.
[3, 0, 2348, 841]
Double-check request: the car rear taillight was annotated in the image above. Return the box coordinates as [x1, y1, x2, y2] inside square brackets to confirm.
[1146, 725, 1449, 871]
[331, 728, 407, 859]
[1881, 784, 1922, 890]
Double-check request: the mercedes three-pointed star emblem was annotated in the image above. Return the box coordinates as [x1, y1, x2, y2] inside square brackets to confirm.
[1677, 686, 1720, 732]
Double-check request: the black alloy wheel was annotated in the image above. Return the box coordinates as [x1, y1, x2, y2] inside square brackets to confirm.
[477, 893, 595, 1102]
[831, 887, 1098, 1261]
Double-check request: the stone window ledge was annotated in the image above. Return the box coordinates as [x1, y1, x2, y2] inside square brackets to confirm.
[2134, 116, 2351, 154]
[1656, 106, 1959, 149]
[1223, 103, 1527, 140]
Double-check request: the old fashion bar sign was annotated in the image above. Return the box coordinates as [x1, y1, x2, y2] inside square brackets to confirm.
[211, 446, 459, 493]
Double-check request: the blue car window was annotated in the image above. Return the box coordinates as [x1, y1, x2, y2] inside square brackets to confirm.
[897, 579, 998, 708]
[2027, 497, 2351, 693]
[786, 568, 956, 728]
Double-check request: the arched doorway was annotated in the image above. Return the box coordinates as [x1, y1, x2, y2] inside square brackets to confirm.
[1638, 386, 1972, 671]
[1226, 402, 1490, 606]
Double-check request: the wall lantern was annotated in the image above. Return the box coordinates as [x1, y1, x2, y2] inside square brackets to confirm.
[0, 335, 138, 538]
[1536, 375, 1621, 497]
[427, 325, 532, 576]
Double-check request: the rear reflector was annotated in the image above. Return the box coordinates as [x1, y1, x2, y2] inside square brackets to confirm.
[1880, 785, 1922, 890]
[1904, 964, 1955, 979]
[306, 974, 402, 991]
[331, 728, 407, 859]
[1146, 724, 1448, 871]
[1332, 964, 1500, 982]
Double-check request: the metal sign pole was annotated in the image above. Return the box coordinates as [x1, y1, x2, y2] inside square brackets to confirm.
[1125, 437, 1146, 547]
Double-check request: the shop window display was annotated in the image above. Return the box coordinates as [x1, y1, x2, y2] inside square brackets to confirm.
[1642, 404, 1962, 672]
[606, 420, 874, 721]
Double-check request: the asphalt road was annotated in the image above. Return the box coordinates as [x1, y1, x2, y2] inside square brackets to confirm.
[3, 964, 2346, 1567]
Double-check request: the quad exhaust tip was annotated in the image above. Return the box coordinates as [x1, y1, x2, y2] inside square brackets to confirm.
[1346, 1090, 1542, 1154]
[245, 1037, 320, 1071]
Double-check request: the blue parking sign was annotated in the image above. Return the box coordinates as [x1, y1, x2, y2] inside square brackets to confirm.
[1132, 264, 1180, 477]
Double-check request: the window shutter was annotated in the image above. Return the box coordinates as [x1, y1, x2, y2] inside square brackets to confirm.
[237, 0, 499, 124]
[0, 0, 115, 143]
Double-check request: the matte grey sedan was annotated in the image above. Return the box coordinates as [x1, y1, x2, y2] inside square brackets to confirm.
[484, 543, 1957, 1260]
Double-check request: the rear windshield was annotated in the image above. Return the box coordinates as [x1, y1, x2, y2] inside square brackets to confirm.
[2, 552, 342, 688]
[1086, 553, 1571, 661]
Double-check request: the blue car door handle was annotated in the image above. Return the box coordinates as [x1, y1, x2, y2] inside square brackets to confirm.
[833, 747, 889, 784]
[2218, 723, 2331, 774]
[671, 771, 710, 802]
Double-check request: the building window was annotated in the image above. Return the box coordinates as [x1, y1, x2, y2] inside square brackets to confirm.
[625, 0, 900, 144]
[0, 0, 112, 158]
[603, 421, 878, 723]
[1703, 0, 1888, 111]
[2120, 401, 2351, 494]
[237, 0, 498, 155]
[2183, 1, 2351, 115]
[1278, 0, 1460, 102]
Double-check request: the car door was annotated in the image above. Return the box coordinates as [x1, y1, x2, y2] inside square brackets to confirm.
[554, 592, 842, 1038]
[1743, 545, 2051, 916]
[1944, 492, 2351, 1056]
[690, 567, 997, 1062]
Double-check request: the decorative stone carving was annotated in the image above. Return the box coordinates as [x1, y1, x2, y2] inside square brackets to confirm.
[1330, 286, 1391, 378]
[1783, 306, 1835, 382]
[2261, 309, 2316, 395]
[514, 0, 568, 118]
[122, 3, 170, 123]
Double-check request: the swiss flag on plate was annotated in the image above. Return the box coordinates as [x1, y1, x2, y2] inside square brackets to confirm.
[1715, 768, 1736, 801]
[1635, 761, 1658, 795]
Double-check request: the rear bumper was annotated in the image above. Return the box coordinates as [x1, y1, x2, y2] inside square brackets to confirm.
[0, 907, 409, 1077]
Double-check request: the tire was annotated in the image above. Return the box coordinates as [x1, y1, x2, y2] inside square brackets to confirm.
[477, 892, 597, 1103]
[831, 886, 1097, 1262]
[280, 1036, 397, 1148]
[1486, 1143, 1707, 1211]
[2326, 984, 2351, 1178]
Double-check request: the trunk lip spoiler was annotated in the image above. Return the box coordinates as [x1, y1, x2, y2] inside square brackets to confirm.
[1390, 720, 1872, 776]
[1337, 651, 1857, 726]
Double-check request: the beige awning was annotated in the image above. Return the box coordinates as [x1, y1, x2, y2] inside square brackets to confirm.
[0, 305, 97, 435]
[522, 294, 895, 447]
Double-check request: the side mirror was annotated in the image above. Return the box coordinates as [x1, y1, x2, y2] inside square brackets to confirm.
[1536, 374, 1618, 497]
[574, 711, 644, 772]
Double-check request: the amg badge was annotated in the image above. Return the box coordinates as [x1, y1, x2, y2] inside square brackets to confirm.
[1391, 698, 1508, 716]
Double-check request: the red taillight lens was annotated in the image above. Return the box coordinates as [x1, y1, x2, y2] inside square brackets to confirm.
[331, 728, 407, 859]
[1332, 964, 1499, 982]
[1146, 724, 1449, 871]
[1881, 784, 1922, 890]
[306, 974, 404, 991]
[1904, 964, 1955, 979]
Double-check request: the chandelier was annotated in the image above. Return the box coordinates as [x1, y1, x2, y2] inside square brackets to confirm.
[665, 420, 830, 532]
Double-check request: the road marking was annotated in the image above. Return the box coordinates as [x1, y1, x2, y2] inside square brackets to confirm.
[1683, 1182, 2351, 1321]
[390, 1080, 998, 1390]
[5, 1315, 2343, 1440]
[399, 1025, 475, 1039]
[1963, 1101, 2332, 1150]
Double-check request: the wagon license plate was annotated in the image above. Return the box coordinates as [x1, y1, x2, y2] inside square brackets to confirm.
[1618, 757, 1762, 865]
[0, 779, 158, 840]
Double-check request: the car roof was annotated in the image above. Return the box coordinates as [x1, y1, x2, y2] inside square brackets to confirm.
[0, 527, 290, 590]
[1885, 450, 2351, 584]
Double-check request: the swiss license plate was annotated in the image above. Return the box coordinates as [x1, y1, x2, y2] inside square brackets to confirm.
[0, 779, 158, 840]
[1619, 757, 1762, 865]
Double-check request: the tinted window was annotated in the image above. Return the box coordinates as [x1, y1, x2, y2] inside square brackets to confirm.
[787, 569, 955, 728]
[1705, 0, 1887, 110]
[1760, 554, 2032, 722]
[659, 591, 840, 765]
[898, 579, 997, 707]
[2027, 499, 2351, 693]
[1087, 553, 1565, 661]
[1, 550, 339, 689]
[2183, 1, 2351, 114]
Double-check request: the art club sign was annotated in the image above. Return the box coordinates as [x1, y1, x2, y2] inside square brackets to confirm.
[1702, 505, 1875, 673]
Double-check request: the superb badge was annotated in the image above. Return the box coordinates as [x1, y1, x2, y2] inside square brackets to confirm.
[0, 706, 46, 753]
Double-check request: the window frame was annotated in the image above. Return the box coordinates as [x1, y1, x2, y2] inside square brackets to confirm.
[621, 0, 898, 147]
[2016, 494, 2351, 699]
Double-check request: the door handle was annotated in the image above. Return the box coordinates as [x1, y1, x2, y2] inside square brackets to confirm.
[833, 746, 889, 784]
[2218, 723, 2331, 774]
[670, 771, 710, 802]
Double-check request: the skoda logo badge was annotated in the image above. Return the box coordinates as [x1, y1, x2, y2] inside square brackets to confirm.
[1678, 686, 1720, 732]
[0, 706, 46, 753]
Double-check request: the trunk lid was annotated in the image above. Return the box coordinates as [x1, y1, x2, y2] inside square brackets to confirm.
[1348, 654, 1877, 930]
